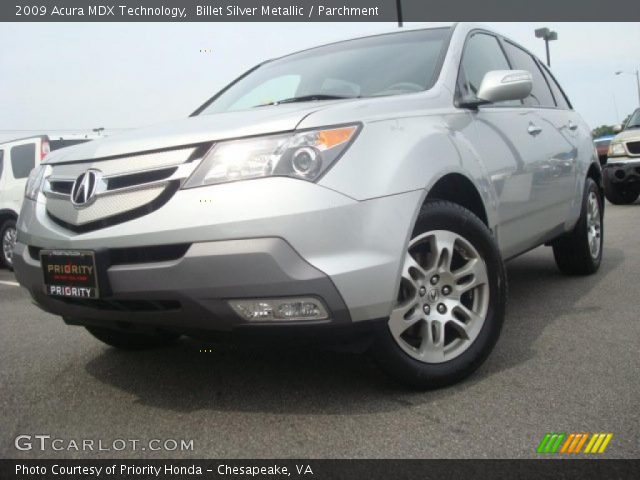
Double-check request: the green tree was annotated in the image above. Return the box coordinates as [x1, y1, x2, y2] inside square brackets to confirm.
[591, 125, 616, 138]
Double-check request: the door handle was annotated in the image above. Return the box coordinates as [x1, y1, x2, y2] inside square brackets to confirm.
[568, 121, 578, 131]
[527, 123, 542, 136]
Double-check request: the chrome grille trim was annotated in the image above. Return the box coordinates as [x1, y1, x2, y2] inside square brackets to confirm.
[43, 161, 201, 203]
[41, 144, 211, 233]
[48, 146, 199, 176]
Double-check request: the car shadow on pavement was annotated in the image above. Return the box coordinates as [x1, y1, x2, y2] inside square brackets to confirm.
[84, 246, 625, 415]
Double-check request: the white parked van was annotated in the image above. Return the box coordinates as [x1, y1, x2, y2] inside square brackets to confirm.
[0, 134, 95, 268]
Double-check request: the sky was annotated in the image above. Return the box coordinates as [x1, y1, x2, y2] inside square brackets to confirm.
[1, 22, 639, 143]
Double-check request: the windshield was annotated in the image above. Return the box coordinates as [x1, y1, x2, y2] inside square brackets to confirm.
[625, 109, 640, 129]
[198, 28, 450, 115]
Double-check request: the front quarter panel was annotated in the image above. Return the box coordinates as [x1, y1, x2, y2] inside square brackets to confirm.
[317, 111, 498, 228]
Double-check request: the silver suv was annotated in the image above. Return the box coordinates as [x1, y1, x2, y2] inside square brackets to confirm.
[14, 24, 603, 388]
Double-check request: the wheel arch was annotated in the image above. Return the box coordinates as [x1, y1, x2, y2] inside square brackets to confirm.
[586, 161, 604, 201]
[424, 172, 490, 228]
[0, 209, 18, 227]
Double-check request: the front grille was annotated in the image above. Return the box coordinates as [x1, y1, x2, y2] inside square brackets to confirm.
[627, 141, 640, 155]
[42, 144, 210, 233]
[48, 180, 73, 195]
[29, 242, 191, 265]
[107, 167, 177, 190]
[55, 298, 181, 312]
[47, 181, 180, 233]
[47, 166, 178, 196]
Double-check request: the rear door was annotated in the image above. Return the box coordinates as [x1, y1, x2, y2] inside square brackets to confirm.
[501, 40, 579, 230]
[457, 31, 555, 258]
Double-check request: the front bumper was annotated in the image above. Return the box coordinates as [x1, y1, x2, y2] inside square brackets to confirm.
[15, 177, 423, 330]
[14, 237, 351, 332]
[603, 158, 640, 185]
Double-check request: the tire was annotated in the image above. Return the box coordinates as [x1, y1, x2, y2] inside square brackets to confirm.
[85, 325, 180, 350]
[552, 177, 603, 275]
[603, 173, 639, 205]
[371, 200, 507, 389]
[0, 219, 17, 271]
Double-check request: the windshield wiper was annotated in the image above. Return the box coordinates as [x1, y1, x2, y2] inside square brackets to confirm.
[255, 94, 358, 107]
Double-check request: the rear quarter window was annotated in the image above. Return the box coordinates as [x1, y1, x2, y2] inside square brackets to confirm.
[0, 150, 4, 179]
[10, 143, 36, 179]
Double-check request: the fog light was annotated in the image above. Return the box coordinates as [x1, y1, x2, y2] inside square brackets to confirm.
[229, 297, 329, 322]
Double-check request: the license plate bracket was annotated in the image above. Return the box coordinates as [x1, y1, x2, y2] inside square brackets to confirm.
[40, 249, 111, 299]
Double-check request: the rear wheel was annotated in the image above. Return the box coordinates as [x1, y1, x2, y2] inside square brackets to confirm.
[85, 325, 180, 350]
[371, 200, 506, 389]
[552, 177, 603, 275]
[0, 219, 17, 271]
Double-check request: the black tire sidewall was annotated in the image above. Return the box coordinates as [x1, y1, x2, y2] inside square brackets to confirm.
[372, 201, 506, 388]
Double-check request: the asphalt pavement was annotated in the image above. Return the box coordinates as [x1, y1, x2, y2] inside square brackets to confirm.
[1, 201, 639, 459]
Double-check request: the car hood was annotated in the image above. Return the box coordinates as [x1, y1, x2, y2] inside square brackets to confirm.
[612, 128, 640, 142]
[44, 102, 342, 164]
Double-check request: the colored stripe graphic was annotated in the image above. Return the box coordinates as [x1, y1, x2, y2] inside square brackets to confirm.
[538, 433, 612, 454]
[584, 433, 613, 454]
[537, 433, 565, 453]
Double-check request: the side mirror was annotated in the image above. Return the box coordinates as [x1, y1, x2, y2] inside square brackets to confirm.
[613, 124, 623, 133]
[476, 70, 533, 104]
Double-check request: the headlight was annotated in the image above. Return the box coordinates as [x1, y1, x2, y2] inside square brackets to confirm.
[183, 125, 359, 188]
[608, 142, 626, 157]
[25, 164, 49, 201]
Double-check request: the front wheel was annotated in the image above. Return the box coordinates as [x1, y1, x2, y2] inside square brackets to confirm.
[371, 200, 507, 389]
[1, 219, 17, 270]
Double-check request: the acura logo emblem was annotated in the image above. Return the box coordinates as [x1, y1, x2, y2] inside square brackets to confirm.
[71, 169, 102, 206]
[427, 289, 440, 303]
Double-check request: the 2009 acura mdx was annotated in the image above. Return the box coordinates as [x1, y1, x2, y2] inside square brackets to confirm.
[14, 24, 604, 388]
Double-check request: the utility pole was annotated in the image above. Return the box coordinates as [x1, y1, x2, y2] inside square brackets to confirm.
[535, 28, 558, 67]
[615, 69, 640, 108]
[396, 0, 403, 27]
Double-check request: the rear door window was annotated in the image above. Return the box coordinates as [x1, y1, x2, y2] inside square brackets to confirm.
[502, 41, 556, 108]
[10, 143, 36, 179]
[539, 64, 572, 109]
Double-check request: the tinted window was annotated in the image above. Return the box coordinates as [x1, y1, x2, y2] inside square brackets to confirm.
[10, 143, 36, 179]
[459, 33, 520, 106]
[539, 65, 571, 109]
[503, 42, 555, 107]
[0, 150, 4, 180]
[50, 139, 91, 151]
[200, 28, 450, 113]
[626, 109, 640, 129]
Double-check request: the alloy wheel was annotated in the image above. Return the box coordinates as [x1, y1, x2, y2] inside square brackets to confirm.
[389, 230, 490, 363]
[2, 226, 17, 267]
[586, 191, 602, 260]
